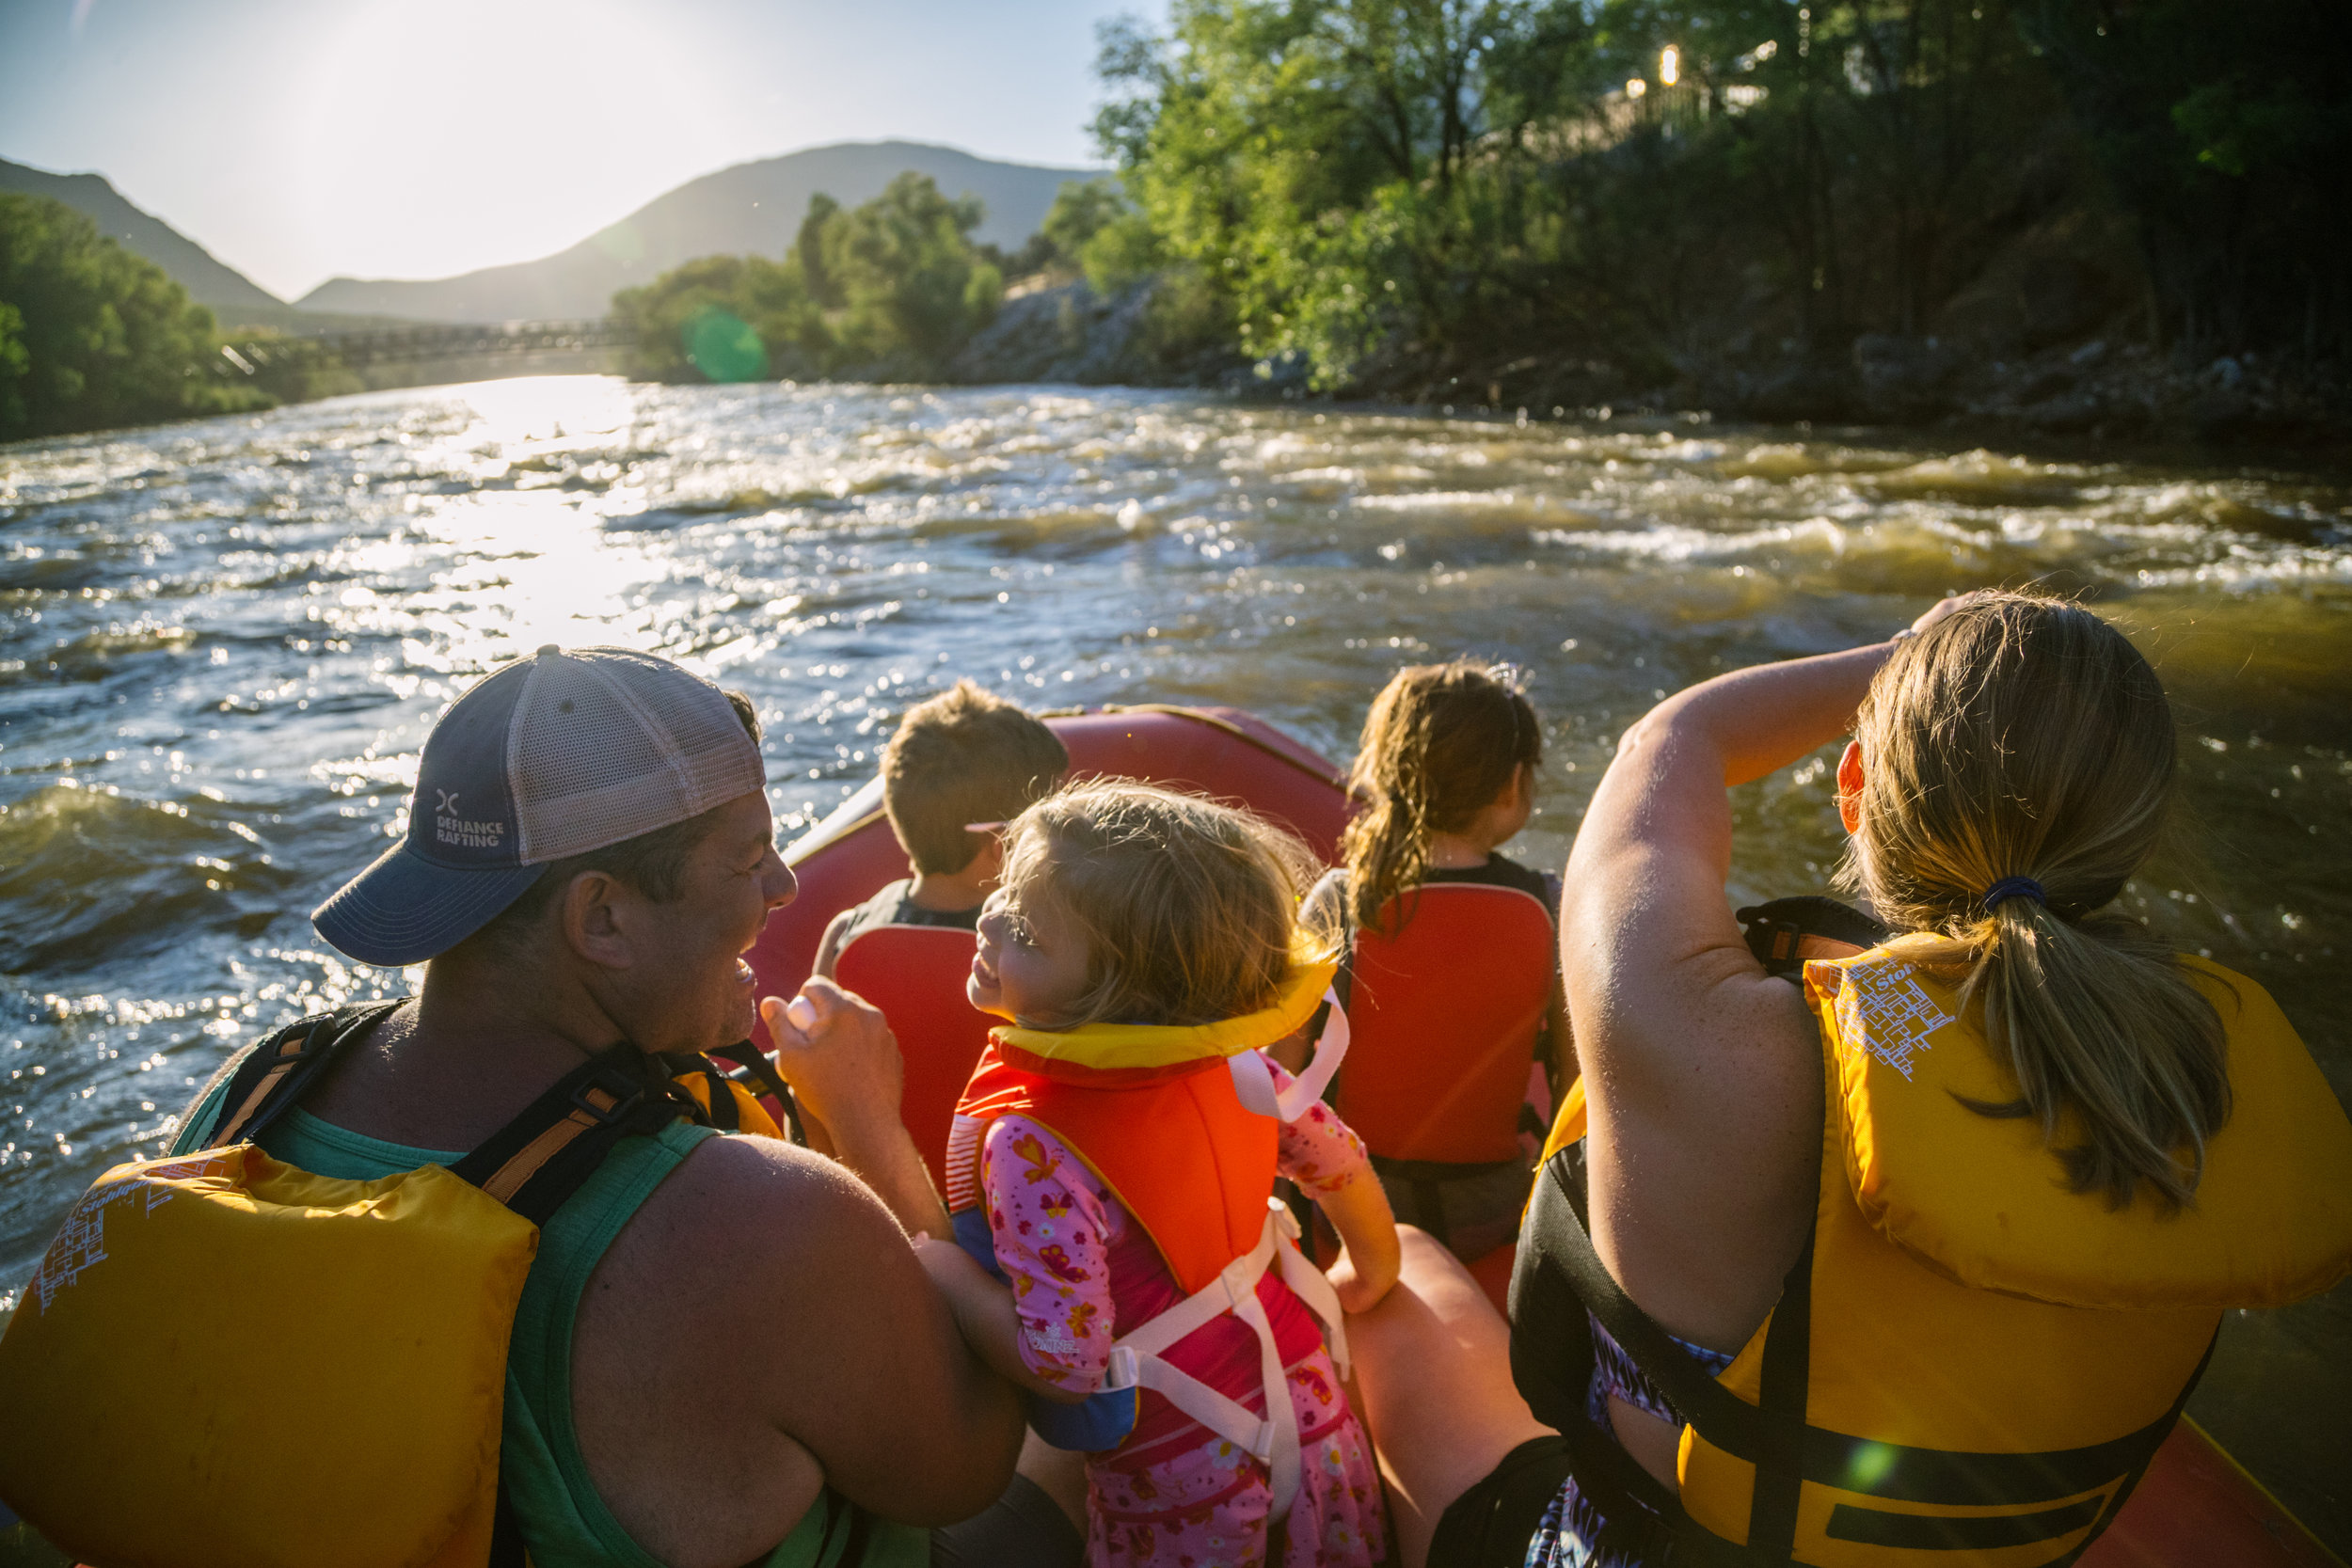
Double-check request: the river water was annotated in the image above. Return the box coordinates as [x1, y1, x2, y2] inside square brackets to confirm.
[4, 376, 2347, 1542]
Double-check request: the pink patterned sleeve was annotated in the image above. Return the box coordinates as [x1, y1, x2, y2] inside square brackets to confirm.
[978, 1115, 1118, 1391]
[1267, 1058, 1373, 1196]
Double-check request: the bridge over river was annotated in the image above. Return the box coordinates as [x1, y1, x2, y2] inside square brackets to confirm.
[217, 318, 629, 391]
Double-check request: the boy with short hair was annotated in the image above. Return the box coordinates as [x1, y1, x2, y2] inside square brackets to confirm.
[814, 680, 1070, 976]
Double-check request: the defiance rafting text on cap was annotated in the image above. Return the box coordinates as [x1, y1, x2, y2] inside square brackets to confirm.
[312, 645, 766, 967]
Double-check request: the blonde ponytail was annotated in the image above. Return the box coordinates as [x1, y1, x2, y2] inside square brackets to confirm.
[1845, 594, 2230, 1211]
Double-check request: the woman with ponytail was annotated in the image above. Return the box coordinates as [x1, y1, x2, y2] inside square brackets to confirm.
[1294, 660, 1566, 1262]
[1347, 593, 2352, 1568]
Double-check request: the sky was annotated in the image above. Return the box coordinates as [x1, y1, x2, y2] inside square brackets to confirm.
[0, 0, 1160, 302]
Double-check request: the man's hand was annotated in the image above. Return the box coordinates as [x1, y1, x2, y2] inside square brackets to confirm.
[761, 979, 948, 1239]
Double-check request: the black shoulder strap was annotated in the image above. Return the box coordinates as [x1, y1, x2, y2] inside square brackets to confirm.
[1521, 1144, 1805, 1465]
[654, 1052, 739, 1132]
[1516, 1138, 2200, 1561]
[1736, 896, 1894, 980]
[449, 1043, 710, 1227]
[707, 1039, 807, 1145]
[1508, 1140, 1757, 1566]
[205, 1001, 406, 1148]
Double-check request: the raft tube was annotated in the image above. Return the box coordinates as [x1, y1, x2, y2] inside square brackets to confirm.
[745, 703, 2340, 1568]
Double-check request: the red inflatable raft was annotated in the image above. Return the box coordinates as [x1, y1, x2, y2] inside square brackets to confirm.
[745, 703, 2338, 1568]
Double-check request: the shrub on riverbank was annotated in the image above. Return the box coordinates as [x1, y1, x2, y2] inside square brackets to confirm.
[1083, 0, 2349, 421]
[0, 194, 270, 441]
[612, 173, 1003, 384]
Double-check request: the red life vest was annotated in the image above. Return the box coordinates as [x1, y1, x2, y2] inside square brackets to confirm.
[1338, 880, 1555, 1164]
[832, 923, 993, 1195]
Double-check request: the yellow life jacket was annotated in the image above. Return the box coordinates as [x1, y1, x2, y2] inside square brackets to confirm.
[1514, 940, 2352, 1567]
[0, 1005, 781, 1568]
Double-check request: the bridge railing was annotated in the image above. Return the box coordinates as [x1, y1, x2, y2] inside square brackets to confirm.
[213, 317, 628, 374]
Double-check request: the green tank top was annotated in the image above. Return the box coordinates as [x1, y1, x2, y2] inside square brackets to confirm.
[176, 1084, 927, 1568]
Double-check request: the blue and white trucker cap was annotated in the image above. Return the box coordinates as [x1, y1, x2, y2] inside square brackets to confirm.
[313, 645, 766, 966]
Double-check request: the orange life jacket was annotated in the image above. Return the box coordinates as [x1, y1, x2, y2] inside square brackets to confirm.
[950, 1041, 1278, 1295]
[944, 962, 1348, 1516]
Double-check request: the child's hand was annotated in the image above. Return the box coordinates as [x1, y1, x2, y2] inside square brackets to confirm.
[762, 977, 904, 1137]
[1325, 1243, 1397, 1315]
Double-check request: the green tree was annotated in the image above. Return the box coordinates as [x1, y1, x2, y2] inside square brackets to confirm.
[819, 172, 1003, 371]
[0, 193, 267, 440]
[1095, 0, 2180, 390]
[1041, 180, 1125, 270]
[612, 174, 1005, 383]
[1093, 0, 1605, 387]
[795, 193, 844, 309]
[2019, 0, 2352, 354]
[612, 253, 827, 383]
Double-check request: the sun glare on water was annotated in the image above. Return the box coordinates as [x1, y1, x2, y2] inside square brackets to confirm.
[399, 377, 655, 668]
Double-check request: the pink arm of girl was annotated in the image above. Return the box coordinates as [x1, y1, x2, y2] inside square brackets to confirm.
[1274, 1071, 1401, 1313]
[911, 1236, 1093, 1404]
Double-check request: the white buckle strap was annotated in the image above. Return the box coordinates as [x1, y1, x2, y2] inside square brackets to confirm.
[1228, 989, 1350, 1122]
[1098, 1200, 1351, 1522]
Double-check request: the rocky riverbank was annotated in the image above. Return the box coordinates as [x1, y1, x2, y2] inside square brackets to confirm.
[946, 275, 2349, 454]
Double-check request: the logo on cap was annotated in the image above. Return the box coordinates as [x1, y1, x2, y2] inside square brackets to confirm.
[435, 787, 506, 850]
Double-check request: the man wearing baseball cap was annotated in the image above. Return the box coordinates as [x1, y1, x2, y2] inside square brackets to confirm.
[171, 646, 1033, 1565]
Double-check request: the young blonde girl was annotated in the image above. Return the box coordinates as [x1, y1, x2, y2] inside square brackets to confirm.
[1300, 659, 1567, 1259]
[916, 780, 1398, 1568]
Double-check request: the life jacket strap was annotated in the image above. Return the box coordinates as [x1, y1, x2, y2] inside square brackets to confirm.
[1099, 1198, 1348, 1523]
[1735, 896, 1893, 980]
[450, 1045, 707, 1227]
[208, 1001, 406, 1147]
[1227, 990, 1350, 1122]
[706, 1038, 807, 1143]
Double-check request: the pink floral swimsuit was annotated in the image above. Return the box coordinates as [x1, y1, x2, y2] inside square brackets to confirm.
[978, 1059, 1389, 1568]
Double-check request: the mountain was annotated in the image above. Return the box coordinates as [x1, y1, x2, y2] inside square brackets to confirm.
[297, 141, 1104, 325]
[0, 156, 302, 325]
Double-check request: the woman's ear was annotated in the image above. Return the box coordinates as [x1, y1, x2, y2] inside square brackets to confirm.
[1836, 741, 1866, 834]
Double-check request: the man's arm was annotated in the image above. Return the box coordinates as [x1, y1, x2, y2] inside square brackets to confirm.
[582, 1134, 1024, 1535]
[742, 1145, 1022, 1519]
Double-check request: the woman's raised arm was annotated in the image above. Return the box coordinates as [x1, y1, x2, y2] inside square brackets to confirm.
[1560, 600, 1962, 1349]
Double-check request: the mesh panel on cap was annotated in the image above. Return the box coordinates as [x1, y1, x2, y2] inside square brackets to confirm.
[506, 649, 761, 863]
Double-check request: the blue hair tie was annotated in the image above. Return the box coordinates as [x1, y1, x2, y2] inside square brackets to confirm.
[1982, 877, 2046, 912]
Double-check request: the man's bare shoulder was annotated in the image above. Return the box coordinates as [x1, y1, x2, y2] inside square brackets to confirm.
[628, 1132, 899, 1279]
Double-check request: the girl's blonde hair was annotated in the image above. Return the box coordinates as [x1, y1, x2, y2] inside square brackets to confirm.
[1840, 591, 2229, 1210]
[1342, 659, 1542, 934]
[999, 780, 1332, 1029]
